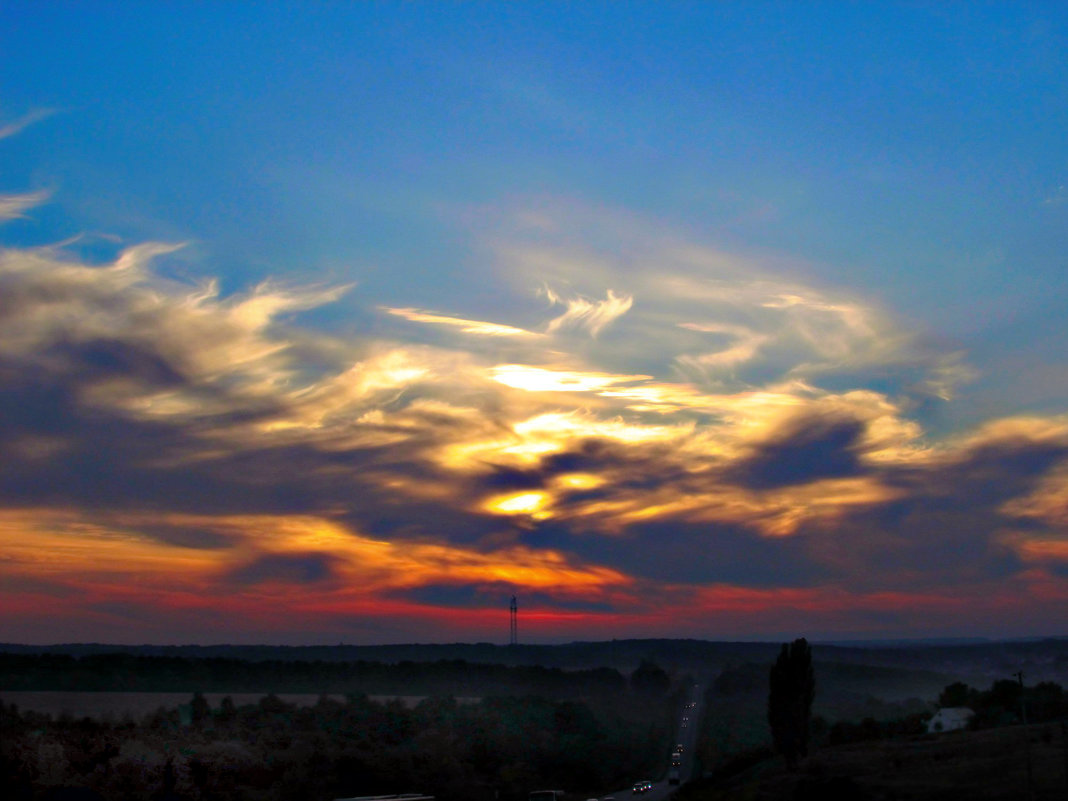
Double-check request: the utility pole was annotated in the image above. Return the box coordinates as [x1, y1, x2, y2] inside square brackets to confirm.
[1015, 671, 1035, 801]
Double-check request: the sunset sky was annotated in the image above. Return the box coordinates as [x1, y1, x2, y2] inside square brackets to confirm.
[2, 3, 1067, 644]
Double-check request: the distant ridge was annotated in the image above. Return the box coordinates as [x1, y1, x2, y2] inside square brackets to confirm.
[815, 637, 994, 648]
[0, 638, 781, 669]
[1, 636, 1065, 672]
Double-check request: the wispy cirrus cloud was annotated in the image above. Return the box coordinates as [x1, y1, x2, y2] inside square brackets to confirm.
[481, 203, 973, 407]
[677, 322, 770, 370]
[543, 287, 633, 337]
[0, 111, 56, 221]
[0, 189, 51, 220]
[382, 307, 543, 338]
[0, 109, 57, 142]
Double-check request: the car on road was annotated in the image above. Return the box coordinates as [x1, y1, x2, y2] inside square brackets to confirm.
[631, 781, 652, 794]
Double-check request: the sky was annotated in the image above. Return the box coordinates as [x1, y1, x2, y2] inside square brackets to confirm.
[1, 2, 1066, 645]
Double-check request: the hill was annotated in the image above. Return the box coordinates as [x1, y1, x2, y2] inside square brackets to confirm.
[679, 722, 1068, 800]
[2, 637, 1065, 681]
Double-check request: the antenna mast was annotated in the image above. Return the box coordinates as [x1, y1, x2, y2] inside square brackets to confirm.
[509, 595, 518, 646]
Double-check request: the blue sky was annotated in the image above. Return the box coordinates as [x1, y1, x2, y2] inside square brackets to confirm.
[1, 2, 1066, 643]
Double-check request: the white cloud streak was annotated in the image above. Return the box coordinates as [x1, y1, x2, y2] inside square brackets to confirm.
[544, 288, 633, 337]
[0, 109, 57, 141]
[0, 190, 50, 220]
[383, 307, 542, 337]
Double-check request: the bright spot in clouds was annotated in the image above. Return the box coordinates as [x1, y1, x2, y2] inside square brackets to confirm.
[484, 492, 551, 517]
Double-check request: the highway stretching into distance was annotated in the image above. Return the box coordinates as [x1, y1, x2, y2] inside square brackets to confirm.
[602, 677, 707, 801]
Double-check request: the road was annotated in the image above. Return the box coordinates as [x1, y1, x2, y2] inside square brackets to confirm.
[600, 678, 707, 801]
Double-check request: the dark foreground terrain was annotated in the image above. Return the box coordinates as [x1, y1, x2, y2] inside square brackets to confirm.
[2, 638, 1065, 800]
[680, 722, 1068, 800]
[0, 653, 683, 801]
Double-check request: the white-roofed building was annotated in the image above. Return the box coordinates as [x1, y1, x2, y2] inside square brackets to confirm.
[927, 707, 974, 733]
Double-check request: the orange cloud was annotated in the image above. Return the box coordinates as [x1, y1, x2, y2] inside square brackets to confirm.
[0, 508, 631, 604]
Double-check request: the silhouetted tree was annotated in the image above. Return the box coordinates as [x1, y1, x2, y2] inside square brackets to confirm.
[768, 637, 815, 769]
[630, 659, 670, 696]
[937, 681, 973, 708]
[986, 678, 1022, 713]
[190, 692, 210, 727]
[1030, 681, 1067, 722]
[217, 695, 236, 726]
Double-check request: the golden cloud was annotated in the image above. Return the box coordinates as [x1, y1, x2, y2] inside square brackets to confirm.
[0, 508, 631, 599]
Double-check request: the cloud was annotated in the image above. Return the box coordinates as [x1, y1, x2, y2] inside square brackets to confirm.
[0, 111, 57, 221]
[483, 204, 978, 402]
[1042, 184, 1067, 207]
[383, 307, 542, 338]
[0, 508, 633, 625]
[0, 109, 57, 141]
[489, 365, 650, 393]
[726, 412, 868, 489]
[1, 205, 1067, 640]
[226, 552, 343, 585]
[543, 287, 633, 337]
[0, 190, 51, 220]
[677, 322, 769, 370]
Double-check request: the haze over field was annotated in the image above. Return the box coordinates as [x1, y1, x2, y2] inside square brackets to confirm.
[1, 3, 1066, 644]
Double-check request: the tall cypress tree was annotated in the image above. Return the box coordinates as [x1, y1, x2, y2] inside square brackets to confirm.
[768, 637, 815, 769]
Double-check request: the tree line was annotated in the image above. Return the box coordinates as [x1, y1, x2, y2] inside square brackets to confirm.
[937, 677, 1068, 727]
[0, 653, 629, 697]
[2, 682, 675, 801]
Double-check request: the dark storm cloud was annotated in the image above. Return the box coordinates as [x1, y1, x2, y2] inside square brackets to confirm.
[522, 511, 830, 594]
[389, 582, 618, 613]
[133, 523, 239, 550]
[787, 427, 1068, 590]
[726, 413, 867, 489]
[0, 380, 292, 515]
[541, 440, 622, 474]
[478, 466, 546, 491]
[49, 338, 189, 388]
[0, 575, 86, 599]
[539, 438, 693, 490]
[0, 376, 214, 509]
[226, 552, 342, 586]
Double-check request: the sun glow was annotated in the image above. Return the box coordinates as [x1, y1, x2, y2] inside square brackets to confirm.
[490, 364, 649, 393]
[554, 473, 605, 490]
[483, 491, 551, 517]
